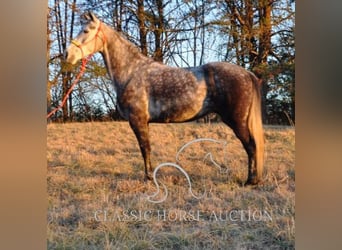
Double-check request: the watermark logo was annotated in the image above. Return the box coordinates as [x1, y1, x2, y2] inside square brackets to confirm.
[94, 209, 273, 222]
[145, 138, 229, 203]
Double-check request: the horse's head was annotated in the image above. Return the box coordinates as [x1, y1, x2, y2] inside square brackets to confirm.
[65, 12, 106, 65]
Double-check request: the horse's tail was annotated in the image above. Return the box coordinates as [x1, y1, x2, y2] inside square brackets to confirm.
[247, 72, 264, 181]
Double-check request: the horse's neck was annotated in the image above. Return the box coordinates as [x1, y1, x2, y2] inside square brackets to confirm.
[100, 25, 152, 91]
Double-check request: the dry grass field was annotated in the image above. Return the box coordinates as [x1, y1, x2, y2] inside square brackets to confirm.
[47, 122, 295, 249]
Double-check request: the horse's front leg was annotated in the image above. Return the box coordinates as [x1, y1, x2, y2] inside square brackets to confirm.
[129, 115, 153, 181]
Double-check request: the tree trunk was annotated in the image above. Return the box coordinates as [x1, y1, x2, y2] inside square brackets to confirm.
[258, 0, 272, 124]
[137, 0, 148, 56]
[153, 0, 164, 62]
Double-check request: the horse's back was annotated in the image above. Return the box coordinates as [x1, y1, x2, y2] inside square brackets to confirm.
[203, 62, 255, 83]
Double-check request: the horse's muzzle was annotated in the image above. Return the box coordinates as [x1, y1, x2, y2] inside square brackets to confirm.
[64, 51, 77, 65]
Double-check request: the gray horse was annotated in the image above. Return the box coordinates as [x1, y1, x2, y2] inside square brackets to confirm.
[65, 12, 264, 185]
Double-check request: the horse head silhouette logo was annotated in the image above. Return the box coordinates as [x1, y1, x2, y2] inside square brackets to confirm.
[146, 138, 229, 203]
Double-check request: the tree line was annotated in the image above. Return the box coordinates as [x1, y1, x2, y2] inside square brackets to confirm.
[47, 0, 295, 125]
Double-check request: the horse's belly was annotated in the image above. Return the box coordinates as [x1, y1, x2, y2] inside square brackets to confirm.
[149, 103, 201, 122]
[148, 85, 208, 123]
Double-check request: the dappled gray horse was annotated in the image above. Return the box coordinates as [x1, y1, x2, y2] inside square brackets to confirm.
[65, 12, 264, 185]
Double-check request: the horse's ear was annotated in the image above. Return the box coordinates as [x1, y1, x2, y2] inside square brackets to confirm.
[81, 12, 90, 23]
[81, 11, 97, 23]
[88, 12, 96, 22]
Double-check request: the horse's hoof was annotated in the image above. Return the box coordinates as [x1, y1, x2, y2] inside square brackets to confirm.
[245, 178, 260, 186]
[144, 174, 153, 182]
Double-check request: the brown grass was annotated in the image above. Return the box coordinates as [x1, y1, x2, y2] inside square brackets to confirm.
[47, 122, 295, 249]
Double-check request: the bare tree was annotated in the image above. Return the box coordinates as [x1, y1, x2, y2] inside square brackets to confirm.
[49, 0, 77, 121]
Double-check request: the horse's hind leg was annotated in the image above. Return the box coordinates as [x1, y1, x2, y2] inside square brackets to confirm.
[237, 126, 259, 185]
[128, 117, 153, 181]
[223, 119, 258, 185]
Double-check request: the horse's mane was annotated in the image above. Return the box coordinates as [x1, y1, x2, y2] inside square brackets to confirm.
[105, 24, 152, 62]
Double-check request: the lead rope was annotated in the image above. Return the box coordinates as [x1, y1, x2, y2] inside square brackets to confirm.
[46, 54, 93, 119]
